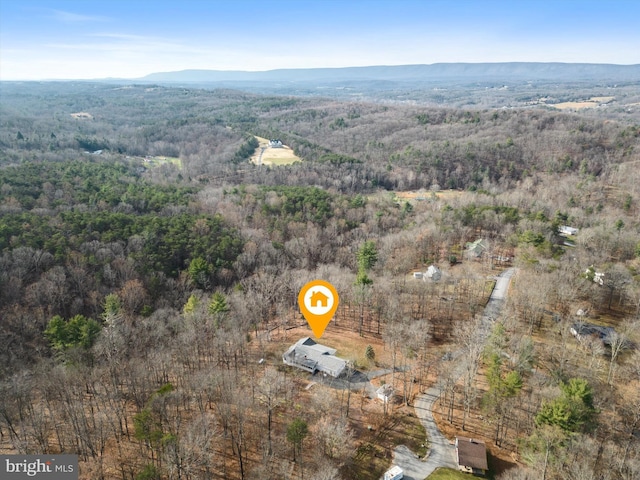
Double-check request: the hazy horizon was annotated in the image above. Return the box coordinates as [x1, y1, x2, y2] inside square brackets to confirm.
[2, 0, 639, 81]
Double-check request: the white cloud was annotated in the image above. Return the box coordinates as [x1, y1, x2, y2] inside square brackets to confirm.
[50, 9, 110, 23]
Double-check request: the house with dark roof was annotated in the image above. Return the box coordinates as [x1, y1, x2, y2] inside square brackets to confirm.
[455, 436, 488, 475]
[283, 337, 347, 378]
[570, 322, 614, 345]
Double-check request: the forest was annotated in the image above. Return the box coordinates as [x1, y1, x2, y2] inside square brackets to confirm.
[0, 80, 639, 480]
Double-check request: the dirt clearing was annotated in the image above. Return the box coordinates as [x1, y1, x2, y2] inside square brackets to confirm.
[395, 190, 467, 203]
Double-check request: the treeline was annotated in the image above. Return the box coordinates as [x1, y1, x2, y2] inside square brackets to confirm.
[0, 160, 196, 211]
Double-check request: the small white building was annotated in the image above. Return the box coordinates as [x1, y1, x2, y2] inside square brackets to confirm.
[559, 225, 578, 236]
[376, 384, 394, 403]
[269, 139, 283, 148]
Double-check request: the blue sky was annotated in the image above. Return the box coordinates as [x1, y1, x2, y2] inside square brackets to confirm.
[1, 0, 639, 80]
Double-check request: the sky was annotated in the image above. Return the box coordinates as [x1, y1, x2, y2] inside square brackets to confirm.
[1, 0, 639, 80]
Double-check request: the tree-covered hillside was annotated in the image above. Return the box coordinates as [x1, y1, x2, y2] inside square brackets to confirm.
[0, 82, 638, 480]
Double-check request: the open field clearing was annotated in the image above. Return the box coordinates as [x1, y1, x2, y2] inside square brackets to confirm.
[128, 155, 182, 168]
[250, 135, 301, 166]
[146, 155, 182, 168]
[550, 96, 615, 110]
[395, 189, 468, 202]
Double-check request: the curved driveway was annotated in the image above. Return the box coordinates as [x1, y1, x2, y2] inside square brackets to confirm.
[390, 268, 516, 479]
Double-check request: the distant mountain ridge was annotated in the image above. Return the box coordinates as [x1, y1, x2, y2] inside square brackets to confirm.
[140, 63, 640, 83]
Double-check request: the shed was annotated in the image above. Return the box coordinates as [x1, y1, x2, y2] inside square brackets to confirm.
[456, 436, 488, 475]
[376, 384, 394, 403]
[283, 337, 347, 378]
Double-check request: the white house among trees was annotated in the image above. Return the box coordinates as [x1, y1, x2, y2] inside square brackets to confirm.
[426, 265, 442, 281]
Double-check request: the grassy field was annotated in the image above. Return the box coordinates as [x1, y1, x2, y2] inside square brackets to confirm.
[260, 155, 301, 166]
[426, 467, 470, 480]
[146, 155, 182, 168]
[250, 136, 301, 166]
[394, 189, 467, 203]
[550, 96, 615, 110]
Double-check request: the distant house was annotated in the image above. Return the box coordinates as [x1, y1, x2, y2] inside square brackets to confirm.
[570, 322, 618, 348]
[283, 337, 347, 378]
[426, 265, 442, 281]
[585, 266, 605, 286]
[413, 266, 441, 281]
[559, 225, 578, 236]
[466, 239, 487, 259]
[310, 290, 330, 308]
[269, 139, 283, 148]
[594, 272, 605, 286]
[376, 384, 394, 403]
[455, 436, 488, 476]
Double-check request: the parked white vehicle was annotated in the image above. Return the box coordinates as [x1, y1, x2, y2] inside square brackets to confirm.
[383, 465, 403, 480]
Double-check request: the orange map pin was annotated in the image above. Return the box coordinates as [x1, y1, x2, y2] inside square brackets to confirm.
[298, 280, 339, 338]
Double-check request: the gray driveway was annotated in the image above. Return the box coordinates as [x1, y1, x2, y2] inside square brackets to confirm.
[388, 268, 516, 479]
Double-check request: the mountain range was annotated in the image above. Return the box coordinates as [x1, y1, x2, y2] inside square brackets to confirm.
[139, 63, 640, 84]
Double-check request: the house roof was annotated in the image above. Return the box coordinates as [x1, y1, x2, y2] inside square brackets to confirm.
[570, 323, 614, 342]
[376, 384, 394, 398]
[297, 337, 336, 355]
[466, 239, 486, 250]
[283, 338, 346, 376]
[426, 265, 442, 279]
[559, 225, 578, 235]
[456, 436, 488, 471]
